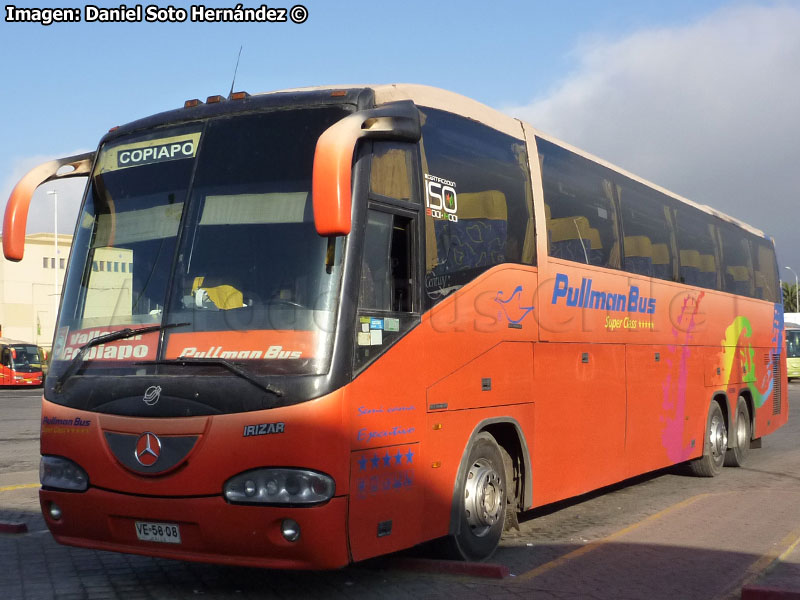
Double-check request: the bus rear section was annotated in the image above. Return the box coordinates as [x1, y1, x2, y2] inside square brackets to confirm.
[787, 324, 800, 380]
[0, 340, 44, 386]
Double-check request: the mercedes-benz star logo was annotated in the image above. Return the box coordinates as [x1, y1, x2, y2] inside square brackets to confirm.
[143, 385, 162, 406]
[134, 432, 162, 467]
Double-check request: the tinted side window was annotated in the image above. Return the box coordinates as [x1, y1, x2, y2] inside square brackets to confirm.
[617, 177, 677, 281]
[719, 223, 754, 296]
[675, 207, 720, 290]
[370, 142, 416, 202]
[420, 108, 534, 307]
[538, 137, 620, 269]
[750, 236, 779, 302]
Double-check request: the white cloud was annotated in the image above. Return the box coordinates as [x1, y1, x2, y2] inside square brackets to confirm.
[504, 3, 800, 273]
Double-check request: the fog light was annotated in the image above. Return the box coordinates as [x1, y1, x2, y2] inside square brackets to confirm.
[281, 518, 300, 542]
[49, 502, 62, 520]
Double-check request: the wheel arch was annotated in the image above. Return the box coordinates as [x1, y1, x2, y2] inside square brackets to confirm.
[448, 417, 532, 536]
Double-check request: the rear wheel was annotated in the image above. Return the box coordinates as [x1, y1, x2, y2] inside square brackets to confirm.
[441, 432, 507, 561]
[688, 400, 727, 477]
[724, 397, 751, 467]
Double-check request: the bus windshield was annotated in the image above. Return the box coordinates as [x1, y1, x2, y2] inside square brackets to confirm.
[8, 345, 43, 373]
[788, 329, 800, 359]
[53, 106, 350, 384]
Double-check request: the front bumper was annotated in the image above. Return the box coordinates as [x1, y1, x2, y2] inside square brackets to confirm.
[40, 488, 350, 569]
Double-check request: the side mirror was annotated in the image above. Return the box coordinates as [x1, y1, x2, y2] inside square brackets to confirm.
[312, 101, 420, 236]
[3, 152, 94, 261]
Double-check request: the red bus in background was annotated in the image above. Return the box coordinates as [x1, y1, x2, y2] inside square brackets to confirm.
[0, 338, 45, 386]
[3, 84, 787, 568]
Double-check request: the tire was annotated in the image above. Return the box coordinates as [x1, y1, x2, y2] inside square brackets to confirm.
[441, 432, 507, 561]
[724, 397, 751, 467]
[688, 400, 727, 477]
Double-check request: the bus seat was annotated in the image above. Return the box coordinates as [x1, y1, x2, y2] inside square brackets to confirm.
[624, 236, 653, 276]
[698, 254, 717, 289]
[652, 243, 671, 279]
[433, 190, 508, 271]
[726, 266, 752, 295]
[549, 215, 594, 263]
[679, 250, 701, 285]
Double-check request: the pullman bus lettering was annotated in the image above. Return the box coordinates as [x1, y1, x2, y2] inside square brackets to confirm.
[552, 272, 656, 315]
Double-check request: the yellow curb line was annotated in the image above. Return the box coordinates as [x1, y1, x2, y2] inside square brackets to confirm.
[0, 483, 39, 493]
[714, 524, 800, 600]
[515, 493, 710, 582]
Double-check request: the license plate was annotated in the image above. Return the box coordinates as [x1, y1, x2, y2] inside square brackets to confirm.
[135, 521, 181, 544]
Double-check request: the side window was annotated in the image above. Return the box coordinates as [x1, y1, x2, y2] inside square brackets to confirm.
[675, 208, 720, 290]
[420, 109, 534, 308]
[355, 208, 417, 370]
[750, 237, 779, 302]
[358, 210, 413, 312]
[538, 137, 620, 269]
[370, 142, 416, 202]
[617, 177, 677, 281]
[719, 223, 754, 296]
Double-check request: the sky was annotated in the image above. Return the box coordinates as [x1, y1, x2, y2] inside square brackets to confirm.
[2, 0, 799, 279]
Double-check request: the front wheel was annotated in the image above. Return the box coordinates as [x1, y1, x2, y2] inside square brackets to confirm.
[724, 397, 751, 467]
[441, 432, 507, 561]
[688, 400, 727, 477]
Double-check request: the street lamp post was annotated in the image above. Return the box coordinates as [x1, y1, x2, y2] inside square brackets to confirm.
[46, 190, 58, 320]
[786, 266, 799, 312]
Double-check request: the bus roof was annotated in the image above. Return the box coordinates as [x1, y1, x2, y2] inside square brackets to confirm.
[0, 337, 39, 346]
[262, 83, 767, 239]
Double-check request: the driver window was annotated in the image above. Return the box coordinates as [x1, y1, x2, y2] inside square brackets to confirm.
[355, 208, 416, 370]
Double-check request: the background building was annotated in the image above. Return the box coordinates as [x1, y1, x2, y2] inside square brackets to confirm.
[0, 233, 73, 350]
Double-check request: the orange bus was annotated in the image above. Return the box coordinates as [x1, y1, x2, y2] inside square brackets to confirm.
[0, 338, 45, 386]
[3, 84, 787, 567]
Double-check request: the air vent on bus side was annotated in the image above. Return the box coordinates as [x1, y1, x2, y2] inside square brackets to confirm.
[772, 354, 782, 415]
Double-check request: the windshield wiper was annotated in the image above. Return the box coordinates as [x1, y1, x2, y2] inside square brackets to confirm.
[54, 322, 190, 392]
[137, 358, 283, 397]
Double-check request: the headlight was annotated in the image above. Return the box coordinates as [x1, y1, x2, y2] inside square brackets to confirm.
[224, 468, 335, 506]
[40, 456, 89, 491]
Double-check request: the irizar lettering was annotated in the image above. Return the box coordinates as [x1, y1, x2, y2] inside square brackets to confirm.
[243, 422, 285, 437]
[551, 273, 656, 315]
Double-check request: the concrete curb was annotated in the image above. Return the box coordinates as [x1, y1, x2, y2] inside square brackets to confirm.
[0, 521, 28, 534]
[741, 586, 800, 600]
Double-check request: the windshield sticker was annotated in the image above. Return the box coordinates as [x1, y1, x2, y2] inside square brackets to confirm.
[424, 174, 458, 223]
[58, 326, 158, 362]
[95, 132, 202, 174]
[165, 330, 319, 360]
